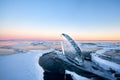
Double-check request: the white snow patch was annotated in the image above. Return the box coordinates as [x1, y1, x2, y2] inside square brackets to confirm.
[66, 70, 90, 80]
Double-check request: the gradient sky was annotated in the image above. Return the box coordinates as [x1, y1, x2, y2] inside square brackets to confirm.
[0, 0, 120, 40]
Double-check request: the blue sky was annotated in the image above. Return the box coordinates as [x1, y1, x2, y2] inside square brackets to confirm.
[0, 0, 120, 40]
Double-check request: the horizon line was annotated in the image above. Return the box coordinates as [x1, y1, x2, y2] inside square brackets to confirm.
[0, 39, 120, 41]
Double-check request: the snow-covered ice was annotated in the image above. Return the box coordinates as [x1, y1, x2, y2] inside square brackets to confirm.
[0, 49, 54, 80]
[0, 40, 120, 80]
[0, 48, 90, 80]
[66, 70, 90, 80]
[91, 49, 120, 73]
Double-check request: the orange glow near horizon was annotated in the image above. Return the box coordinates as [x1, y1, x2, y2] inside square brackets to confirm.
[0, 33, 120, 41]
[0, 34, 60, 40]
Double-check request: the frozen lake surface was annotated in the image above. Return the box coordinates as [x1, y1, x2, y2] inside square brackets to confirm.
[0, 50, 48, 80]
[0, 40, 120, 80]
